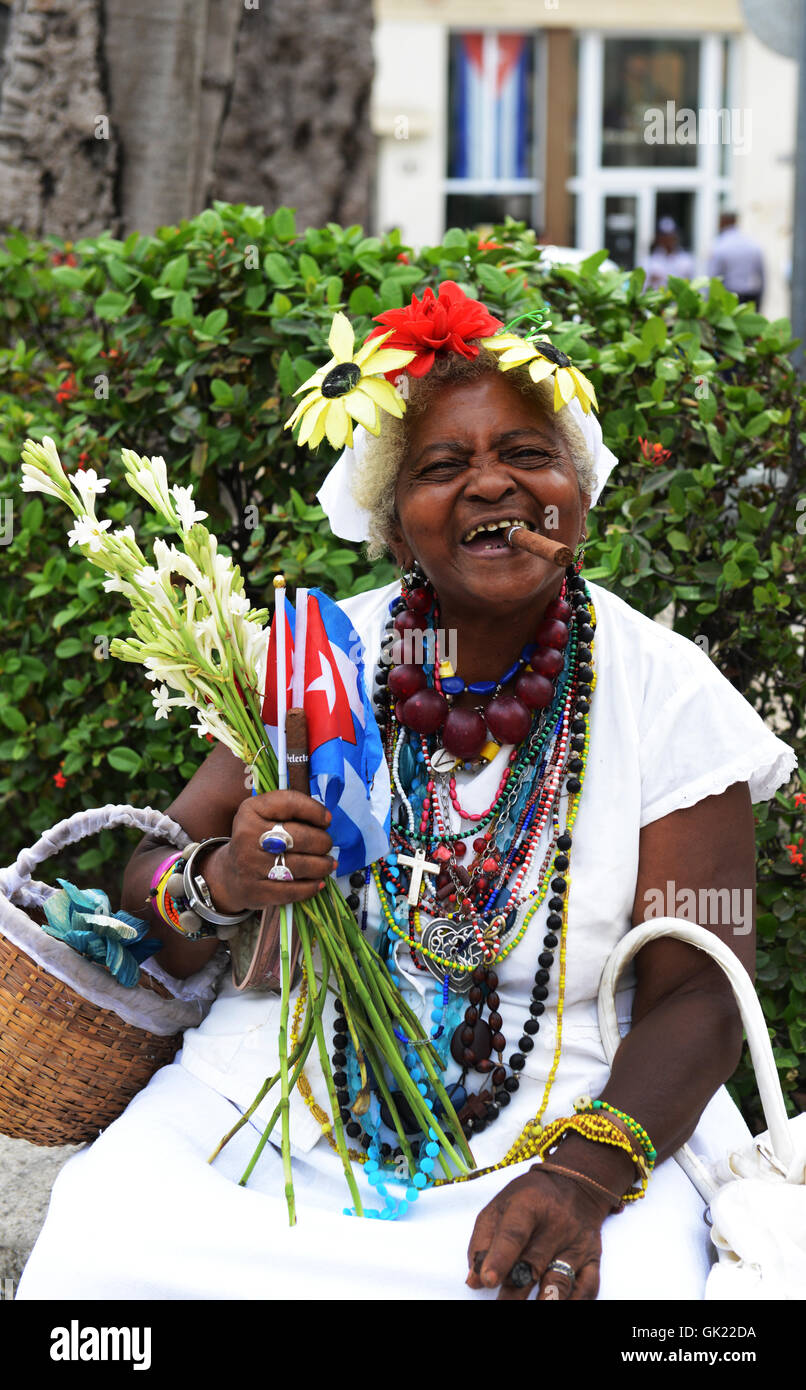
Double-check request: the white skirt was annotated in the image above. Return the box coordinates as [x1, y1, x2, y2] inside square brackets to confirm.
[17, 1055, 750, 1302]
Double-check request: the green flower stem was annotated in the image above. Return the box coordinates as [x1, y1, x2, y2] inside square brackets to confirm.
[298, 927, 364, 1217]
[277, 902, 295, 1224]
[320, 919, 468, 1171]
[359, 1034, 417, 1175]
[235, 1012, 319, 1183]
[209, 941, 329, 1164]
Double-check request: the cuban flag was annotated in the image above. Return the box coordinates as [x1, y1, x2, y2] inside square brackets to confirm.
[258, 588, 390, 877]
[450, 33, 531, 181]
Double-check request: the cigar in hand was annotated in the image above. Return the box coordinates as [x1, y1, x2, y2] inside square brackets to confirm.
[505, 525, 574, 568]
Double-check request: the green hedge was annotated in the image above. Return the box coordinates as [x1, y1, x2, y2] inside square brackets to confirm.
[1, 203, 804, 1126]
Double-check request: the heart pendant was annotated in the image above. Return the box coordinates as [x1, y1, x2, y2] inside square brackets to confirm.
[419, 917, 485, 993]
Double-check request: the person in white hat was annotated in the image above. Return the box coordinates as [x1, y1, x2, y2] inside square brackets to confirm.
[17, 283, 795, 1304]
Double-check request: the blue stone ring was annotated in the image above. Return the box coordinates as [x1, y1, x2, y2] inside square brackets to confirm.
[259, 823, 294, 854]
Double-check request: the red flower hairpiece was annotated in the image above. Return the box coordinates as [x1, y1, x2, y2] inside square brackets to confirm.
[366, 281, 504, 379]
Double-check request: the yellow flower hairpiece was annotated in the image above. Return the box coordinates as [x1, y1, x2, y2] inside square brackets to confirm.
[480, 332, 598, 415]
[284, 312, 416, 450]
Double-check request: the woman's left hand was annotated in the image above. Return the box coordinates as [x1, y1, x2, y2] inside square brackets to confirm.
[466, 1167, 611, 1300]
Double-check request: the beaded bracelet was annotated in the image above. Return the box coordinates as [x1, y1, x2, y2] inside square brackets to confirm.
[149, 851, 183, 897]
[589, 1100, 657, 1166]
[534, 1113, 650, 1202]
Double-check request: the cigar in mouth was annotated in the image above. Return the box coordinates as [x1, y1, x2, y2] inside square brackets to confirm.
[505, 525, 574, 568]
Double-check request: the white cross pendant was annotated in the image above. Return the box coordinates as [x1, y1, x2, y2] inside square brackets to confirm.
[397, 848, 440, 906]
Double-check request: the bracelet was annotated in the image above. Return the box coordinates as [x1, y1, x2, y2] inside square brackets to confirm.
[150, 851, 182, 896]
[534, 1114, 650, 1202]
[182, 839, 253, 928]
[589, 1100, 657, 1166]
[534, 1162, 625, 1214]
[150, 839, 252, 940]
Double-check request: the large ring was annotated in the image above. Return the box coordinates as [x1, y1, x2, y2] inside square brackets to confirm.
[259, 824, 294, 854]
[507, 1261, 535, 1289]
[267, 853, 294, 882]
[545, 1258, 576, 1288]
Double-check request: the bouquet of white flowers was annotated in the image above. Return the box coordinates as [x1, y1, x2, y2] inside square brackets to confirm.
[20, 437, 473, 1222]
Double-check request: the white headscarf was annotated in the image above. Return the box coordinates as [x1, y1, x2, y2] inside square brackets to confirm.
[315, 397, 618, 544]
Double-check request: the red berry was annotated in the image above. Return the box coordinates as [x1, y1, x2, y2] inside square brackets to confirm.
[536, 619, 569, 650]
[454, 842, 467, 859]
[531, 647, 564, 678]
[543, 597, 572, 622]
[398, 688, 448, 734]
[441, 708, 487, 761]
[388, 663, 427, 699]
[515, 670, 555, 709]
[473, 836, 489, 852]
[394, 609, 427, 634]
[485, 695, 532, 745]
[404, 586, 432, 616]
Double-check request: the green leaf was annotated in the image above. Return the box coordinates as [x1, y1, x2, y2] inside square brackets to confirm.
[641, 315, 667, 351]
[476, 263, 510, 296]
[201, 308, 228, 337]
[0, 707, 27, 734]
[94, 291, 132, 320]
[272, 207, 296, 242]
[21, 497, 44, 532]
[107, 747, 143, 775]
[160, 253, 189, 289]
[171, 291, 194, 322]
[263, 252, 295, 286]
[348, 284, 380, 315]
[744, 410, 773, 437]
[210, 377, 234, 405]
[54, 638, 85, 659]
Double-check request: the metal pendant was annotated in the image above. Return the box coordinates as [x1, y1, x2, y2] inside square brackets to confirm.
[419, 917, 486, 993]
[430, 746, 460, 775]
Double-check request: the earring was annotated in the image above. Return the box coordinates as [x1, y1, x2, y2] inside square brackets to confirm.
[400, 558, 427, 591]
[574, 535, 587, 573]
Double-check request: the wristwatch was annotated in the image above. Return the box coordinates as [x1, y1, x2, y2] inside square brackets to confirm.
[165, 838, 253, 941]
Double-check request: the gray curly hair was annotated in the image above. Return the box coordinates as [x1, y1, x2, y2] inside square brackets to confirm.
[351, 346, 597, 559]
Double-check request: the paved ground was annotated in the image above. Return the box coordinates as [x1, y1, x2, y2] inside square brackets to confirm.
[0, 1135, 82, 1297]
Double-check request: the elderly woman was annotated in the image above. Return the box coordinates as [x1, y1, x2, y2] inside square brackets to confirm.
[18, 284, 796, 1302]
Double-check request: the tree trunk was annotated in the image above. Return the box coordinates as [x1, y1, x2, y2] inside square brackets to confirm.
[212, 0, 375, 230]
[0, 0, 375, 241]
[0, 0, 119, 239]
[102, 0, 239, 236]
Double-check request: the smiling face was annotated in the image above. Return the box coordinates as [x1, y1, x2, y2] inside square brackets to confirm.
[389, 372, 589, 622]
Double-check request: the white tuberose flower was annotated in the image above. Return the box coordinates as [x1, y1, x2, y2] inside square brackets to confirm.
[151, 684, 193, 720]
[67, 516, 113, 552]
[171, 485, 208, 532]
[71, 468, 110, 516]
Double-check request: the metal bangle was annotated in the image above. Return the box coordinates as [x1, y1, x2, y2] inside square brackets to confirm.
[182, 838, 254, 928]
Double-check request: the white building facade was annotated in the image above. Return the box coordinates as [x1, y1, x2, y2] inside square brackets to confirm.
[371, 0, 797, 319]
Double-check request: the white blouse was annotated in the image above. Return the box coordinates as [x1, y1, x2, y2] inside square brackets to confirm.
[179, 577, 796, 1173]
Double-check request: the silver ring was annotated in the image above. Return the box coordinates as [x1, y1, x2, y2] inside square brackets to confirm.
[267, 853, 294, 882]
[545, 1258, 576, 1287]
[259, 823, 294, 853]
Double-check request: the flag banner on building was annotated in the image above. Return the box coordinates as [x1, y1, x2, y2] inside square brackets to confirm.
[257, 588, 390, 876]
[450, 32, 531, 181]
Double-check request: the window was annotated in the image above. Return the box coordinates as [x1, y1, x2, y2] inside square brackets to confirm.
[602, 37, 700, 169]
[446, 31, 540, 230]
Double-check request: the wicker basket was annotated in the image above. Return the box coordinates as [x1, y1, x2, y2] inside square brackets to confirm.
[0, 804, 221, 1146]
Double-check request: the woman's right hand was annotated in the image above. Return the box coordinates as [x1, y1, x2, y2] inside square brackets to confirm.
[202, 791, 336, 913]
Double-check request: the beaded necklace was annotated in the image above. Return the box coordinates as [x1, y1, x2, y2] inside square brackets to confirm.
[327, 570, 596, 1178]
